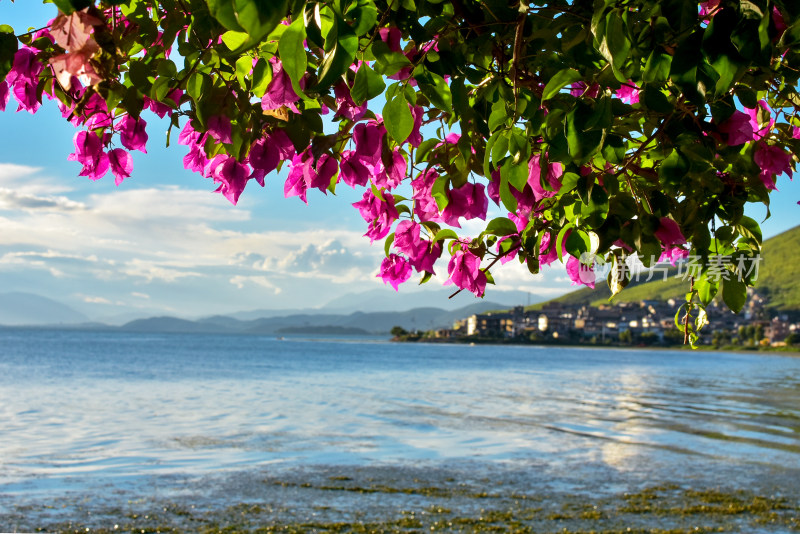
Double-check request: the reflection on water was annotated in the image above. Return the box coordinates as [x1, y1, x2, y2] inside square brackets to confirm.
[0, 329, 799, 504]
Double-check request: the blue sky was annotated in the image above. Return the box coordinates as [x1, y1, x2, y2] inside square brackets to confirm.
[0, 3, 797, 321]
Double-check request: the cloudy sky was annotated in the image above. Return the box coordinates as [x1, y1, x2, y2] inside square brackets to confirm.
[0, 3, 798, 321]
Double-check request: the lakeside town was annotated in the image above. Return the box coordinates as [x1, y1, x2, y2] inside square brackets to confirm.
[394, 289, 800, 350]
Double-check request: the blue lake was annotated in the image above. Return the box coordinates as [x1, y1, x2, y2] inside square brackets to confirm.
[1, 329, 799, 530]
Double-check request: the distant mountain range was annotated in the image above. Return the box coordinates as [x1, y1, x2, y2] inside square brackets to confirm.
[0, 290, 516, 334]
[0, 292, 90, 326]
[115, 300, 511, 334]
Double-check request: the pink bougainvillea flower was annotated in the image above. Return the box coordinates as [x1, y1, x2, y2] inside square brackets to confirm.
[717, 110, 753, 146]
[773, 6, 788, 37]
[211, 156, 250, 205]
[394, 220, 426, 259]
[378, 27, 403, 53]
[247, 136, 279, 186]
[352, 188, 399, 242]
[284, 152, 310, 203]
[746, 100, 774, 139]
[539, 231, 559, 267]
[183, 143, 208, 174]
[207, 115, 233, 144]
[117, 115, 148, 153]
[284, 148, 339, 203]
[7, 47, 44, 87]
[659, 245, 690, 266]
[339, 150, 370, 188]
[12, 80, 40, 114]
[333, 82, 367, 121]
[440, 182, 488, 227]
[412, 175, 441, 222]
[108, 148, 132, 186]
[446, 243, 487, 297]
[353, 121, 385, 165]
[528, 154, 563, 202]
[699, 0, 720, 17]
[378, 253, 412, 291]
[178, 120, 202, 146]
[310, 153, 339, 192]
[68, 130, 104, 165]
[261, 59, 299, 111]
[570, 81, 600, 98]
[50, 9, 102, 53]
[373, 148, 407, 190]
[654, 217, 687, 246]
[0, 81, 9, 112]
[566, 255, 596, 289]
[270, 129, 296, 160]
[411, 240, 442, 274]
[68, 130, 108, 180]
[406, 105, 424, 147]
[144, 88, 182, 118]
[616, 81, 640, 104]
[50, 49, 102, 90]
[754, 142, 793, 190]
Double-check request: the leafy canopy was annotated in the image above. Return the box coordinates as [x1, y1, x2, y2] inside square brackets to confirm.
[2, 0, 799, 345]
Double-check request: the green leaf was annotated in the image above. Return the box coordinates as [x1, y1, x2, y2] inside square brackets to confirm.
[695, 273, 719, 306]
[736, 215, 762, 243]
[371, 40, 412, 76]
[251, 58, 273, 98]
[602, 12, 631, 81]
[500, 158, 528, 192]
[722, 276, 747, 313]
[186, 72, 211, 102]
[206, 0, 246, 32]
[418, 71, 452, 110]
[314, 18, 358, 89]
[608, 254, 630, 299]
[233, 0, 288, 43]
[0, 27, 18, 82]
[383, 93, 414, 143]
[346, 0, 378, 36]
[221, 31, 250, 51]
[433, 228, 459, 243]
[384, 233, 395, 257]
[351, 63, 386, 105]
[485, 217, 519, 236]
[278, 17, 307, 84]
[643, 49, 672, 84]
[498, 165, 518, 214]
[565, 100, 606, 165]
[565, 229, 591, 259]
[581, 185, 609, 229]
[542, 68, 582, 101]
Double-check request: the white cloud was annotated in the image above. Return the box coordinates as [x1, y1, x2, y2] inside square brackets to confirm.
[0, 163, 74, 194]
[131, 292, 150, 299]
[120, 260, 203, 283]
[0, 188, 87, 211]
[229, 275, 282, 293]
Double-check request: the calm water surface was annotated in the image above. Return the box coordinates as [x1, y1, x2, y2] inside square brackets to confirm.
[1, 329, 799, 529]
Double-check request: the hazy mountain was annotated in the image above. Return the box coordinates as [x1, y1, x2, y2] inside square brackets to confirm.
[114, 301, 510, 335]
[0, 292, 90, 326]
[319, 287, 542, 313]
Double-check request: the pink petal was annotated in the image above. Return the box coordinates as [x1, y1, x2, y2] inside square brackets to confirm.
[108, 148, 133, 186]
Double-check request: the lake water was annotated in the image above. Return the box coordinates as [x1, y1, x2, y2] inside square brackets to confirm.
[1, 329, 799, 532]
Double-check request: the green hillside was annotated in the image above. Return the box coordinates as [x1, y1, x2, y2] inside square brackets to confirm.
[527, 225, 800, 313]
[755, 225, 800, 312]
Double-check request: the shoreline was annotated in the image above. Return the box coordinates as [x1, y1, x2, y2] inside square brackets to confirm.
[4, 463, 799, 533]
[391, 336, 800, 357]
